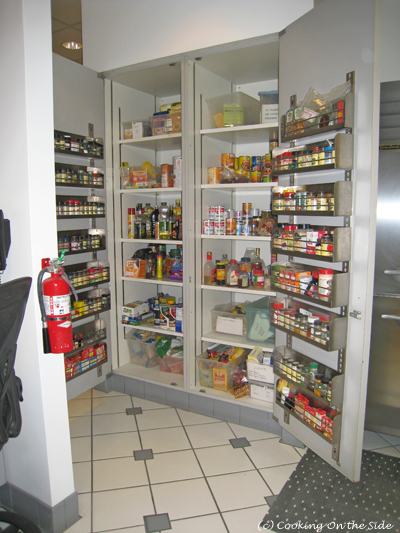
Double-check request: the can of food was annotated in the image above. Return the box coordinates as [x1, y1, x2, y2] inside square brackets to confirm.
[221, 153, 235, 169]
[203, 220, 214, 235]
[214, 221, 226, 235]
[239, 155, 251, 171]
[235, 221, 243, 235]
[208, 206, 215, 220]
[242, 202, 252, 216]
[252, 155, 261, 167]
[225, 218, 236, 235]
[236, 169, 250, 181]
[208, 167, 221, 184]
[251, 171, 261, 183]
[214, 206, 225, 221]
[241, 217, 251, 235]
[235, 157, 239, 170]
[262, 167, 271, 182]
[234, 211, 242, 221]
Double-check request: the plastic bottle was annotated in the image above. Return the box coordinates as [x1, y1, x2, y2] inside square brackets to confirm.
[159, 202, 170, 240]
[203, 252, 215, 284]
[151, 205, 159, 239]
[145, 203, 153, 238]
[254, 247, 266, 271]
[156, 253, 163, 279]
[225, 260, 239, 286]
[153, 298, 160, 327]
[238, 266, 249, 288]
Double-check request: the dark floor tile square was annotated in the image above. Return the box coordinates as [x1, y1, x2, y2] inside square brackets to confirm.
[134, 449, 154, 461]
[126, 407, 142, 415]
[144, 513, 171, 532]
[230, 437, 251, 448]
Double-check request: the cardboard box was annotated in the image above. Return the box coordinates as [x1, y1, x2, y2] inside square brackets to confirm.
[246, 351, 274, 385]
[249, 381, 274, 403]
[122, 301, 150, 318]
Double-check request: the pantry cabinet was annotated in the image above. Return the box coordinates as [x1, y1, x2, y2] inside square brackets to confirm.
[99, 0, 380, 482]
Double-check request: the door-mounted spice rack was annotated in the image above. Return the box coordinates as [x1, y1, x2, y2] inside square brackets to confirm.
[58, 229, 106, 255]
[55, 162, 104, 188]
[271, 225, 351, 263]
[271, 261, 349, 308]
[56, 195, 105, 218]
[271, 182, 352, 217]
[64, 261, 110, 290]
[270, 298, 347, 351]
[71, 288, 111, 322]
[54, 129, 103, 158]
[66, 318, 107, 358]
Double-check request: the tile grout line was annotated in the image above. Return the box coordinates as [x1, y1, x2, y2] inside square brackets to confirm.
[174, 408, 230, 533]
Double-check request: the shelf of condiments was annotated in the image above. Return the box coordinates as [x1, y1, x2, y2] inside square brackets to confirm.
[121, 158, 182, 189]
[54, 130, 103, 158]
[271, 225, 351, 263]
[271, 262, 349, 308]
[57, 229, 105, 255]
[64, 261, 110, 290]
[71, 289, 111, 320]
[55, 163, 104, 188]
[207, 147, 277, 185]
[125, 245, 182, 282]
[203, 248, 271, 290]
[271, 182, 352, 217]
[203, 204, 276, 237]
[122, 294, 183, 334]
[271, 134, 353, 175]
[56, 195, 105, 218]
[270, 298, 347, 351]
[66, 319, 107, 357]
[127, 201, 182, 240]
[65, 342, 107, 381]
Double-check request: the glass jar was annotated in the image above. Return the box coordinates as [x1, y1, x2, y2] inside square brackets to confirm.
[317, 191, 328, 211]
[215, 261, 226, 286]
[312, 146, 320, 165]
[299, 315, 308, 336]
[294, 312, 301, 334]
[320, 323, 330, 346]
[314, 320, 322, 343]
[281, 356, 290, 376]
[306, 192, 318, 211]
[296, 364, 304, 384]
[307, 316, 319, 339]
[273, 193, 284, 211]
[314, 374, 324, 396]
[321, 232, 334, 257]
[321, 377, 330, 399]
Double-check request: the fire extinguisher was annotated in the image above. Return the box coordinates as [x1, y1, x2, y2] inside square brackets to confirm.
[37, 251, 77, 354]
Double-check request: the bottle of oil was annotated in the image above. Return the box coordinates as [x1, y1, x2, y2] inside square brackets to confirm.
[203, 252, 215, 285]
[159, 202, 170, 240]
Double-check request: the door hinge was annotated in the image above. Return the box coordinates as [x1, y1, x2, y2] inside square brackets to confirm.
[350, 310, 362, 320]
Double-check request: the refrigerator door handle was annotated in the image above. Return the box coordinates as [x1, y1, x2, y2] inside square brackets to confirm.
[384, 270, 400, 282]
[381, 314, 400, 321]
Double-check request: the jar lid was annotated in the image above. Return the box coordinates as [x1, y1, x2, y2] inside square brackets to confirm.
[272, 302, 285, 309]
[319, 269, 334, 275]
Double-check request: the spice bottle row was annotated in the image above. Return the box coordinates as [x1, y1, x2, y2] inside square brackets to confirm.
[203, 204, 276, 237]
[57, 197, 105, 217]
[54, 131, 103, 158]
[128, 200, 182, 241]
[203, 248, 270, 289]
[72, 292, 111, 319]
[207, 148, 277, 184]
[71, 325, 107, 351]
[55, 165, 104, 187]
[272, 186, 334, 213]
[65, 263, 110, 289]
[65, 343, 107, 380]
[272, 140, 335, 173]
[276, 378, 336, 441]
[58, 232, 103, 254]
[272, 225, 334, 257]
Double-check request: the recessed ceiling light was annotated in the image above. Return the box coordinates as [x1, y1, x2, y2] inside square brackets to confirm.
[62, 41, 82, 50]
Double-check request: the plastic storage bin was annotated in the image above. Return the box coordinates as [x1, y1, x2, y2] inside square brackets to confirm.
[125, 330, 160, 368]
[150, 112, 170, 136]
[258, 91, 279, 124]
[120, 166, 160, 189]
[121, 120, 151, 140]
[206, 91, 261, 128]
[158, 354, 184, 374]
[211, 301, 251, 336]
[245, 296, 274, 343]
[196, 351, 247, 391]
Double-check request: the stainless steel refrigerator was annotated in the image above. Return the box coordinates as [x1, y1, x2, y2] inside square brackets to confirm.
[365, 81, 400, 436]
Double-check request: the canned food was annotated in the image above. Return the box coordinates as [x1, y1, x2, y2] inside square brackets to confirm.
[235, 221, 242, 235]
[208, 167, 221, 184]
[251, 171, 261, 183]
[225, 218, 236, 235]
[214, 206, 225, 222]
[242, 203, 252, 216]
[241, 218, 251, 236]
[234, 211, 242, 221]
[203, 220, 214, 235]
[208, 206, 215, 220]
[214, 221, 226, 235]
[239, 155, 251, 171]
[221, 153, 235, 169]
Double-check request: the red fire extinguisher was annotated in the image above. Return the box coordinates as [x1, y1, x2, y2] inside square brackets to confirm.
[37, 252, 77, 353]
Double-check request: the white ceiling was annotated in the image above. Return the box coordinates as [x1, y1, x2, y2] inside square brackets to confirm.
[52, 0, 83, 65]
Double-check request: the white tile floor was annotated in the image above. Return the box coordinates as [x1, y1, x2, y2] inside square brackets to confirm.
[66, 389, 400, 533]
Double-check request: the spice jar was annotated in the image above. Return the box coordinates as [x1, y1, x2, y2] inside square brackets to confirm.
[314, 374, 324, 396]
[318, 269, 334, 301]
[215, 261, 226, 286]
[321, 233, 334, 257]
[299, 315, 308, 336]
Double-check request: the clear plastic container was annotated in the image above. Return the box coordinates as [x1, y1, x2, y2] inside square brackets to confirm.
[245, 296, 274, 343]
[206, 91, 261, 128]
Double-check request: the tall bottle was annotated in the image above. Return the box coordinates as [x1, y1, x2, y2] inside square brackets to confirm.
[225, 260, 239, 287]
[128, 208, 136, 239]
[254, 247, 266, 271]
[151, 205, 159, 239]
[145, 203, 153, 238]
[159, 202, 170, 240]
[135, 203, 145, 239]
[203, 251, 215, 285]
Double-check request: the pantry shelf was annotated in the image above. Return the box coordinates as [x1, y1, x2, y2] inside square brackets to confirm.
[119, 133, 181, 151]
[201, 235, 271, 242]
[114, 362, 184, 389]
[200, 183, 276, 191]
[123, 323, 183, 337]
[121, 238, 182, 245]
[120, 187, 182, 194]
[201, 284, 276, 296]
[123, 276, 183, 287]
[200, 123, 278, 144]
[202, 331, 275, 352]
[66, 358, 108, 382]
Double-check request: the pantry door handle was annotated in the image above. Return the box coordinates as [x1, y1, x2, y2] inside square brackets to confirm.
[384, 270, 400, 276]
[381, 314, 400, 321]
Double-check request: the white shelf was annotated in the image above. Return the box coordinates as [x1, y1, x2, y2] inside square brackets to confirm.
[201, 284, 275, 296]
[120, 187, 182, 194]
[114, 362, 184, 389]
[123, 323, 183, 337]
[201, 183, 275, 191]
[123, 276, 183, 287]
[119, 133, 181, 151]
[190, 385, 273, 412]
[200, 123, 279, 144]
[201, 235, 271, 242]
[202, 331, 275, 352]
[121, 238, 182, 245]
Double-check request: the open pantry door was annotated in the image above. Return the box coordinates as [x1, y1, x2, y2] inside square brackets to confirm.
[273, 0, 381, 482]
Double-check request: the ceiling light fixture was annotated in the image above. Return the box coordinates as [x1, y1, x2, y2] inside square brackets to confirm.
[62, 41, 82, 50]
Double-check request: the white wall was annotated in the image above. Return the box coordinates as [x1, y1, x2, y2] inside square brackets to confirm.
[381, 0, 400, 82]
[0, 0, 75, 508]
[81, 0, 314, 72]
